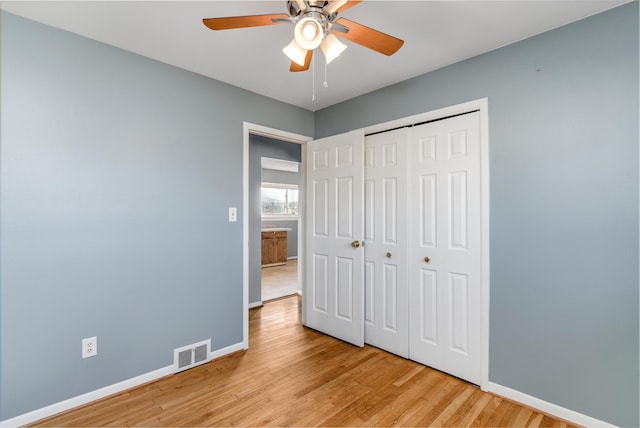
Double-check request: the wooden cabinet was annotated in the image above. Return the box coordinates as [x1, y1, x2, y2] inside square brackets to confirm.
[275, 231, 288, 263]
[261, 230, 288, 266]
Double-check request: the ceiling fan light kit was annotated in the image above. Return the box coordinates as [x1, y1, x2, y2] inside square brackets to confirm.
[321, 33, 347, 64]
[283, 39, 309, 66]
[203, 0, 404, 73]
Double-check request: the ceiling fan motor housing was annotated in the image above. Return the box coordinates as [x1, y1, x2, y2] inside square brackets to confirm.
[287, 1, 331, 17]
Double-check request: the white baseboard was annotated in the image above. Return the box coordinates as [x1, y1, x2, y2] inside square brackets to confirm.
[0, 365, 172, 427]
[487, 382, 617, 428]
[210, 342, 244, 359]
[0, 341, 244, 427]
[249, 300, 263, 309]
[287, 256, 298, 260]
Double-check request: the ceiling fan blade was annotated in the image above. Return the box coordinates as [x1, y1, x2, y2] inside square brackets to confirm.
[325, 0, 347, 15]
[336, 0, 363, 13]
[202, 13, 290, 31]
[333, 17, 404, 56]
[290, 50, 313, 72]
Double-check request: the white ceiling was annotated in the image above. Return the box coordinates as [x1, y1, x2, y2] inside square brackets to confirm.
[0, 0, 630, 111]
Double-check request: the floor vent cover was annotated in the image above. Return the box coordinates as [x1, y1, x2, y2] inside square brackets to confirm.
[173, 339, 211, 373]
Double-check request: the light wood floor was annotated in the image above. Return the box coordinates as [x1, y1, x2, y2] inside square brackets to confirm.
[262, 259, 298, 301]
[32, 296, 575, 427]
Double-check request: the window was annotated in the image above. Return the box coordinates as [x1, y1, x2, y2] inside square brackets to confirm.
[261, 183, 298, 218]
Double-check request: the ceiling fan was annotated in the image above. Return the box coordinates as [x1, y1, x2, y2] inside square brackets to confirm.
[202, 0, 404, 72]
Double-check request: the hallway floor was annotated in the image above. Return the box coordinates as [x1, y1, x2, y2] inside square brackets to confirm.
[262, 258, 298, 301]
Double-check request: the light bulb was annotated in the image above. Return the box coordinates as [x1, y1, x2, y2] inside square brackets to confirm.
[302, 22, 317, 41]
[294, 17, 323, 50]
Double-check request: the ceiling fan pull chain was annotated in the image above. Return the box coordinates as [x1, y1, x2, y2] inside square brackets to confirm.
[323, 58, 329, 88]
[312, 52, 316, 102]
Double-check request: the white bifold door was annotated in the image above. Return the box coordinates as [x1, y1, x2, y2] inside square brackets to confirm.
[305, 130, 365, 347]
[363, 128, 409, 358]
[407, 112, 482, 385]
[305, 112, 482, 385]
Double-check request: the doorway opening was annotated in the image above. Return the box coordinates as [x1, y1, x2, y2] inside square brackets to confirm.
[242, 122, 312, 349]
[260, 168, 300, 301]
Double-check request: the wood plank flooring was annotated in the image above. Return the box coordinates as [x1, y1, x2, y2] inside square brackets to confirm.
[32, 296, 575, 427]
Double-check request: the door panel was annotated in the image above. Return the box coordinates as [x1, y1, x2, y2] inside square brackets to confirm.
[383, 178, 398, 243]
[449, 272, 469, 353]
[305, 130, 364, 347]
[449, 171, 468, 250]
[313, 180, 329, 237]
[363, 128, 409, 358]
[420, 268, 438, 345]
[409, 112, 482, 385]
[336, 177, 353, 238]
[336, 257, 354, 320]
[312, 254, 328, 312]
[420, 174, 437, 248]
[383, 264, 398, 331]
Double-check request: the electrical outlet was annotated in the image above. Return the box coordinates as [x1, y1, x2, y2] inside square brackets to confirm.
[82, 336, 97, 359]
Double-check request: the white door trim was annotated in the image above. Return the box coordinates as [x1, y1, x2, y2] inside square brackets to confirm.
[363, 98, 490, 390]
[242, 122, 312, 349]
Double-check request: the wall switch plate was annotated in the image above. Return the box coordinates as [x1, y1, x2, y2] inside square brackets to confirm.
[229, 207, 237, 222]
[82, 336, 97, 359]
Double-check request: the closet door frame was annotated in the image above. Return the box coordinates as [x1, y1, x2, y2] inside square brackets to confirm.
[363, 98, 490, 390]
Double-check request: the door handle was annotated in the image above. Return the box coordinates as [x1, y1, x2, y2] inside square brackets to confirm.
[351, 240, 361, 248]
[386, 252, 392, 258]
[424, 256, 430, 263]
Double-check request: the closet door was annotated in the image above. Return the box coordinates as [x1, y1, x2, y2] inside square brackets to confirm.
[408, 112, 482, 385]
[363, 128, 409, 357]
[305, 130, 365, 347]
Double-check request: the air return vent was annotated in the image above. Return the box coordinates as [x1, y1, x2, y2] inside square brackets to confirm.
[173, 339, 211, 373]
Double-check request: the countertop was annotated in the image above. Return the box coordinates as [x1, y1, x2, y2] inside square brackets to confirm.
[261, 228, 293, 232]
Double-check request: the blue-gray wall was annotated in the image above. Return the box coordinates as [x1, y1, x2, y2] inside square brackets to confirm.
[248, 136, 302, 305]
[1, 3, 638, 426]
[0, 12, 313, 420]
[316, 3, 639, 426]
